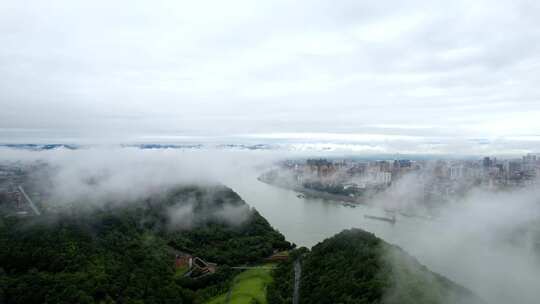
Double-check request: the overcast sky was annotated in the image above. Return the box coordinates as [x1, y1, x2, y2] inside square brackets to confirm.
[1, 0, 540, 152]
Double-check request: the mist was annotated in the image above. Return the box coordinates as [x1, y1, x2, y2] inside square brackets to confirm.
[165, 188, 253, 230]
[400, 186, 540, 304]
[1, 147, 539, 303]
[0, 147, 281, 206]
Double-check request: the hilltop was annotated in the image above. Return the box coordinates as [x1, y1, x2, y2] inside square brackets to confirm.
[268, 228, 483, 304]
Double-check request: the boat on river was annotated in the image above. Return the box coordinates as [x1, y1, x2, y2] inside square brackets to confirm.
[364, 214, 396, 224]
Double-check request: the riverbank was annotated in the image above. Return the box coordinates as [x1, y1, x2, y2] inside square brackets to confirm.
[257, 176, 363, 204]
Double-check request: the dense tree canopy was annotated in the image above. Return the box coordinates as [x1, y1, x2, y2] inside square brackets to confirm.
[269, 229, 482, 304]
[0, 185, 291, 304]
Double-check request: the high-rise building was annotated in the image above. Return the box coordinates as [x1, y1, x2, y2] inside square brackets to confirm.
[483, 157, 492, 168]
[523, 154, 537, 163]
[450, 166, 464, 180]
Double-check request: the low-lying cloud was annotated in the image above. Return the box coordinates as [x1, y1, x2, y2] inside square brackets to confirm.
[374, 177, 540, 304]
[1, 147, 539, 303]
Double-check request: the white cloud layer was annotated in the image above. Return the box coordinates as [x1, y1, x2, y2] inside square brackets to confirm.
[1, 0, 540, 152]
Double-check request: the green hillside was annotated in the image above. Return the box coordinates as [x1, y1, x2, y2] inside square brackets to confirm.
[0, 185, 291, 304]
[268, 229, 483, 304]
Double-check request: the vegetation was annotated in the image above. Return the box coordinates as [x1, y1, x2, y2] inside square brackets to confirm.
[0, 185, 291, 304]
[206, 265, 274, 304]
[266, 255, 297, 304]
[0, 184, 484, 304]
[302, 181, 358, 196]
[268, 229, 483, 304]
[266, 248, 308, 304]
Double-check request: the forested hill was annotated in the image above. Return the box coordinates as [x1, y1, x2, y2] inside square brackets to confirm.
[268, 228, 483, 304]
[0, 185, 291, 304]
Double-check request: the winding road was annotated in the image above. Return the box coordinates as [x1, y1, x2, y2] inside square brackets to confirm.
[18, 185, 41, 215]
[293, 259, 301, 304]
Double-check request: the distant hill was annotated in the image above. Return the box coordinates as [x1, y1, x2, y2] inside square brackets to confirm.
[0, 143, 276, 151]
[0, 143, 79, 150]
[268, 228, 483, 304]
[0, 185, 291, 304]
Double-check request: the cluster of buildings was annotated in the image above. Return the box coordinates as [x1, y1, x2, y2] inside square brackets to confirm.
[174, 252, 217, 279]
[282, 158, 418, 189]
[0, 163, 25, 192]
[443, 154, 540, 187]
[0, 162, 47, 217]
[277, 153, 540, 201]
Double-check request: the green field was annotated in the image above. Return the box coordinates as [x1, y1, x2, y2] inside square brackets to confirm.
[206, 266, 274, 304]
[175, 265, 189, 277]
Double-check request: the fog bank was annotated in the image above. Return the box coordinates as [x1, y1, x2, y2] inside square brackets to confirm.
[1, 147, 539, 303]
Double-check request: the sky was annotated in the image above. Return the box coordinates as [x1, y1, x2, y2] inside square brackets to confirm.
[1, 0, 540, 153]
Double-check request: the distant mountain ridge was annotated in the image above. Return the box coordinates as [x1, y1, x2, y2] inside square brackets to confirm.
[0, 143, 79, 150]
[0, 143, 276, 151]
[0, 143, 472, 159]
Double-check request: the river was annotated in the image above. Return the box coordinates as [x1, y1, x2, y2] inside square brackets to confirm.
[226, 169, 540, 304]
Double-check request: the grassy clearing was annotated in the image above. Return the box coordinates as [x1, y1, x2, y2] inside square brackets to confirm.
[174, 265, 189, 277]
[205, 266, 274, 304]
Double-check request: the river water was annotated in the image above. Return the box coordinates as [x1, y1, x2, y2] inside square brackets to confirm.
[231, 174, 422, 248]
[226, 169, 540, 304]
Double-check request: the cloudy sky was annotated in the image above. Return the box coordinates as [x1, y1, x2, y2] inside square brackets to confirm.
[1, 0, 540, 152]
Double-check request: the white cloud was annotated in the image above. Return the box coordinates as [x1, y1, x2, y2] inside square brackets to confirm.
[1, 0, 539, 153]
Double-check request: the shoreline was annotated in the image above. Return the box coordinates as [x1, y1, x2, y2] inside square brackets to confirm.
[257, 176, 438, 221]
[257, 177, 364, 204]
